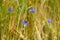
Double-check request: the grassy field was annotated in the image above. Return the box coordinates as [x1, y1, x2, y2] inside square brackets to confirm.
[0, 0, 60, 40]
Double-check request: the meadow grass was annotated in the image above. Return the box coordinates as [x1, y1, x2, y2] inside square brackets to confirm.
[0, 0, 60, 40]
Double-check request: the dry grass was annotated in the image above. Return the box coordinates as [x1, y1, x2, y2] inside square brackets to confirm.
[0, 0, 60, 40]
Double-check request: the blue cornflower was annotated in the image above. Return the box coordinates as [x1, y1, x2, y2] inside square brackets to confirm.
[29, 8, 36, 12]
[22, 20, 28, 25]
[47, 19, 52, 23]
[8, 7, 13, 12]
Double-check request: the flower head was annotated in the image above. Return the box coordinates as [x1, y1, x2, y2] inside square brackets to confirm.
[29, 8, 36, 12]
[8, 7, 13, 12]
[47, 19, 52, 23]
[22, 20, 28, 25]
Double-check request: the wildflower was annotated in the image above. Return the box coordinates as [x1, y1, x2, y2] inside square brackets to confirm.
[47, 19, 52, 23]
[8, 7, 13, 12]
[29, 8, 36, 12]
[22, 20, 28, 25]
